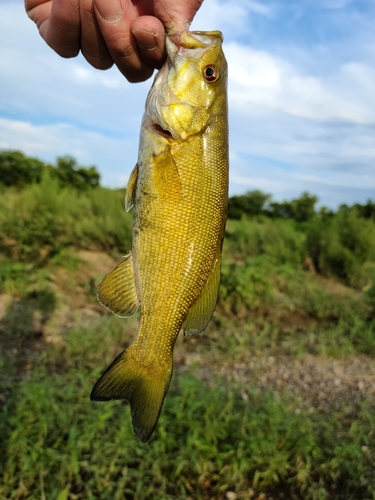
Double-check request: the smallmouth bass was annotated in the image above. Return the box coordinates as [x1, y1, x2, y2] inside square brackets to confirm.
[91, 30, 229, 442]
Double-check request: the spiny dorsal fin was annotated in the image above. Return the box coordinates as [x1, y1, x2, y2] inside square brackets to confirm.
[183, 255, 221, 336]
[91, 344, 172, 443]
[125, 164, 138, 212]
[97, 252, 139, 317]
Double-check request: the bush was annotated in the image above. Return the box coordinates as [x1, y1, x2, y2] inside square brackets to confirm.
[306, 209, 375, 285]
[0, 173, 132, 263]
[220, 257, 273, 314]
[225, 217, 306, 266]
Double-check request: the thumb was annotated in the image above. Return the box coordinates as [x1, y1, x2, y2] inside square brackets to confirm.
[153, 0, 204, 31]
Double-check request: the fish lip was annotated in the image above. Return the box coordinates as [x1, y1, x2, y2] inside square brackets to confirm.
[165, 31, 224, 65]
[166, 30, 223, 51]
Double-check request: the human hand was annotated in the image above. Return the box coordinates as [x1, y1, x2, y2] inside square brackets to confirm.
[25, 0, 204, 82]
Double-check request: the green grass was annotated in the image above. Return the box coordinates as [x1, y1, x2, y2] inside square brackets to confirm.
[0, 316, 374, 500]
[2, 374, 374, 500]
[0, 324, 374, 500]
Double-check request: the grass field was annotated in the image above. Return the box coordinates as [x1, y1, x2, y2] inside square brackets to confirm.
[0, 168, 375, 499]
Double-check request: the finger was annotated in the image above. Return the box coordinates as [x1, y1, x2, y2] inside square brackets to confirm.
[94, 0, 154, 82]
[27, 0, 81, 58]
[79, 0, 114, 69]
[25, 0, 52, 29]
[131, 16, 166, 70]
[154, 0, 204, 31]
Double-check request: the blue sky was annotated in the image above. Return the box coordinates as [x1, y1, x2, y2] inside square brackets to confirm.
[1, 0, 374, 207]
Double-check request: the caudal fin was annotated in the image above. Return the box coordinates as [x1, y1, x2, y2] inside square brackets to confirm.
[90, 346, 172, 443]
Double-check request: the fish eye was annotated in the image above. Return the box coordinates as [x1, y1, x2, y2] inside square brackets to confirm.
[204, 65, 219, 82]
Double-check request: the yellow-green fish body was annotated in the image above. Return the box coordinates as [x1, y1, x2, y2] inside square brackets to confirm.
[91, 30, 229, 442]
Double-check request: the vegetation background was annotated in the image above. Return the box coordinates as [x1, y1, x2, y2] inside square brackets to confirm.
[0, 150, 374, 500]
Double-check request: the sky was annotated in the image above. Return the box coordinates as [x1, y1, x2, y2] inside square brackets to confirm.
[1, 0, 374, 208]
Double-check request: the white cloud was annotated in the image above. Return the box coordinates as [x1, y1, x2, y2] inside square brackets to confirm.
[226, 42, 375, 124]
[68, 64, 123, 89]
[193, 0, 276, 35]
[230, 174, 285, 193]
[244, 0, 276, 17]
[295, 173, 375, 190]
[0, 118, 137, 188]
[193, 0, 251, 34]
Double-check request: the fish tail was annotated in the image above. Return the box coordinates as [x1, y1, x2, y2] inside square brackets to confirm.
[90, 344, 172, 443]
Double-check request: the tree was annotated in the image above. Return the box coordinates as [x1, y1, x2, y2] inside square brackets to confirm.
[353, 200, 375, 220]
[268, 192, 318, 222]
[228, 190, 272, 219]
[0, 150, 101, 190]
[54, 156, 100, 189]
[0, 150, 45, 187]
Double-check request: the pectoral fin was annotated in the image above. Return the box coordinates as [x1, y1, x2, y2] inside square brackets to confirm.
[183, 256, 221, 336]
[125, 164, 138, 212]
[97, 252, 139, 317]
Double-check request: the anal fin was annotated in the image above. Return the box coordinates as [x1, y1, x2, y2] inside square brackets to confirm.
[183, 255, 221, 336]
[97, 252, 140, 317]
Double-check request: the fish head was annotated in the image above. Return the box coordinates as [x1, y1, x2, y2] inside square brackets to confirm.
[145, 30, 227, 141]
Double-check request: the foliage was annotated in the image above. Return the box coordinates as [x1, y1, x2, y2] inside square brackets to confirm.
[0, 172, 132, 263]
[228, 190, 318, 222]
[227, 190, 271, 220]
[220, 257, 273, 314]
[268, 191, 318, 222]
[306, 208, 375, 285]
[0, 150, 45, 187]
[54, 155, 100, 189]
[224, 206, 375, 287]
[353, 200, 375, 220]
[0, 150, 100, 190]
[224, 217, 306, 266]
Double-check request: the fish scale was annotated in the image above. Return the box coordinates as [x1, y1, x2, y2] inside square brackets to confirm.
[91, 30, 228, 442]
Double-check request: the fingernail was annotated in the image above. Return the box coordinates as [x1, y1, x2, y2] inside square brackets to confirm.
[95, 0, 122, 23]
[132, 29, 157, 51]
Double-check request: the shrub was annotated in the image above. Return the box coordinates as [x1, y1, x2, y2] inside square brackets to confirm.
[0, 173, 132, 263]
[306, 209, 375, 285]
[220, 257, 273, 314]
[225, 217, 306, 266]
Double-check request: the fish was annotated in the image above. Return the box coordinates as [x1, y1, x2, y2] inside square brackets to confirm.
[91, 30, 229, 443]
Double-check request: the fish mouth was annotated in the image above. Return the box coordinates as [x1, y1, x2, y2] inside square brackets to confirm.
[166, 30, 223, 56]
[152, 122, 173, 138]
